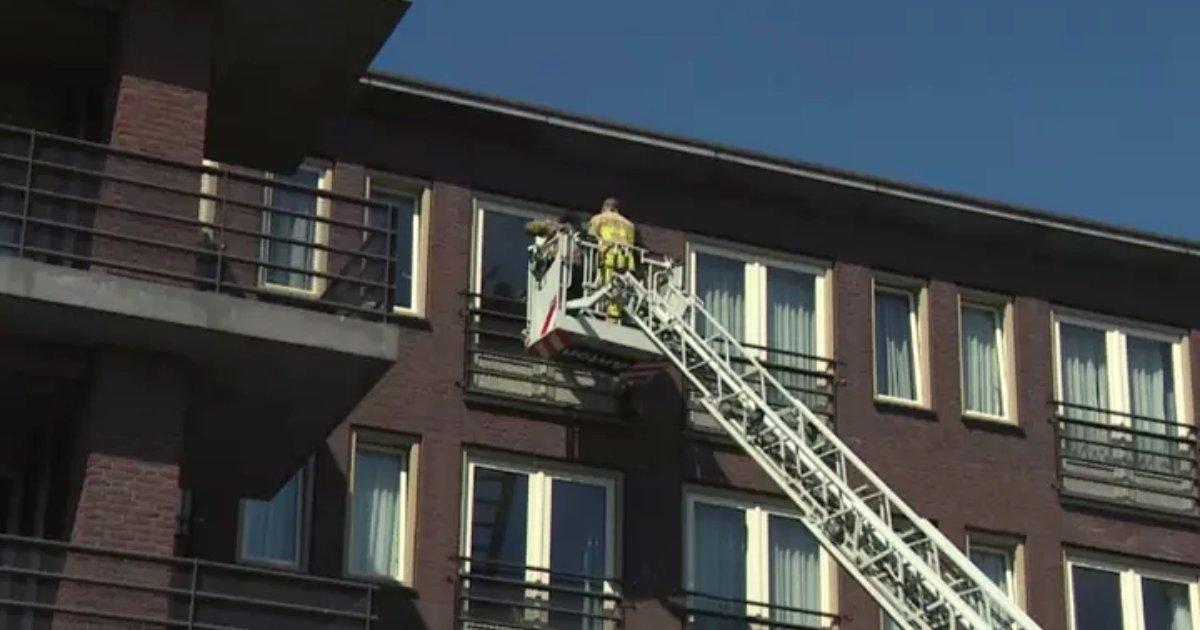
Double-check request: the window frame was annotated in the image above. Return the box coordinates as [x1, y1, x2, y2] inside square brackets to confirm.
[236, 459, 313, 571]
[364, 173, 430, 318]
[343, 429, 418, 584]
[871, 275, 929, 407]
[957, 291, 1017, 423]
[1065, 550, 1200, 630]
[965, 531, 1025, 609]
[257, 160, 334, 296]
[683, 487, 835, 623]
[470, 195, 572, 298]
[685, 238, 834, 361]
[1050, 308, 1192, 428]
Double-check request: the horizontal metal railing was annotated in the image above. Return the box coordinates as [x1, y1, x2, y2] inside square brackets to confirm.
[0, 532, 376, 629]
[1054, 401, 1199, 516]
[455, 557, 623, 629]
[682, 591, 840, 629]
[0, 123, 405, 322]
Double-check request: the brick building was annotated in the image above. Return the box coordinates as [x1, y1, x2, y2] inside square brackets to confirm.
[1, 1, 1198, 629]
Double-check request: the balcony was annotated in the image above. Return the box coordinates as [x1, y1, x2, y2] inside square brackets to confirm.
[688, 346, 837, 434]
[681, 591, 841, 629]
[455, 557, 623, 630]
[0, 532, 375, 629]
[463, 293, 626, 420]
[1055, 402, 1199, 519]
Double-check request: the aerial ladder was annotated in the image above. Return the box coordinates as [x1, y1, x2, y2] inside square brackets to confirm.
[523, 228, 1043, 630]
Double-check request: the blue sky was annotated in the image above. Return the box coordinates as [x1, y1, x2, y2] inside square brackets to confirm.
[372, 0, 1199, 239]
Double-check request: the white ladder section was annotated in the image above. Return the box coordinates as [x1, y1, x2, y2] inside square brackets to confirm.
[604, 267, 1042, 630]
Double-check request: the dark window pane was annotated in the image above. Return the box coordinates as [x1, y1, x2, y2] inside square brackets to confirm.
[550, 479, 608, 630]
[1143, 577, 1193, 630]
[264, 167, 321, 289]
[366, 185, 418, 309]
[691, 502, 747, 630]
[468, 468, 529, 626]
[1071, 566, 1123, 630]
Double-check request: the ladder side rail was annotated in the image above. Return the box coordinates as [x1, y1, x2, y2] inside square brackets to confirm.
[623, 271, 1039, 630]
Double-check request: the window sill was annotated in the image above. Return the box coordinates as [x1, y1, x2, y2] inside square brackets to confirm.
[236, 557, 306, 574]
[874, 397, 937, 420]
[963, 414, 1025, 436]
[345, 571, 414, 589]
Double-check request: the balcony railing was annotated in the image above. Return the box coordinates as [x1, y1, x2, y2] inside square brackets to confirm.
[682, 591, 840, 630]
[688, 345, 837, 434]
[1054, 401, 1199, 518]
[455, 557, 623, 630]
[0, 123, 405, 322]
[0, 532, 375, 629]
[463, 292, 625, 419]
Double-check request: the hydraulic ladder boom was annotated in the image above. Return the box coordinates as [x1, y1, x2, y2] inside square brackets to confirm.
[526, 231, 1043, 630]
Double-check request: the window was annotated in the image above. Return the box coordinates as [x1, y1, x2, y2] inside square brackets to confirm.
[260, 163, 331, 292]
[463, 455, 618, 629]
[346, 432, 415, 582]
[1067, 554, 1198, 630]
[685, 491, 831, 627]
[966, 533, 1023, 606]
[873, 280, 926, 404]
[239, 466, 308, 568]
[365, 175, 426, 314]
[960, 297, 1014, 420]
[472, 200, 547, 353]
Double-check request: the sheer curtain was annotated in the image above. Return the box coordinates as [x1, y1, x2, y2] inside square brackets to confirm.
[695, 253, 745, 343]
[349, 451, 403, 578]
[767, 268, 818, 414]
[241, 471, 301, 563]
[1143, 578, 1194, 630]
[875, 290, 916, 400]
[962, 307, 1004, 416]
[1059, 324, 1110, 462]
[1127, 336, 1176, 474]
[768, 515, 821, 628]
[265, 169, 320, 289]
[969, 549, 1011, 597]
[692, 502, 746, 630]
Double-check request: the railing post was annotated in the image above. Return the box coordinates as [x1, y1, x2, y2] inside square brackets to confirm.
[188, 557, 199, 629]
[17, 130, 35, 256]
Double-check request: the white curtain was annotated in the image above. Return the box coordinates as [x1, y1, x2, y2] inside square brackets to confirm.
[1059, 324, 1111, 462]
[962, 307, 1004, 416]
[969, 550, 1010, 597]
[1127, 336, 1176, 473]
[265, 169, 319, 289]
[875, 291, 916, 400]
[768, 515, 822, 627]
[1144, 578, 1193, 630]
[695, 253, 745, 343]
[767, 268, 818, 414]
[692, 502, 746, 630]
[241, 471, 301, 563]
[349, 451, 403, 578]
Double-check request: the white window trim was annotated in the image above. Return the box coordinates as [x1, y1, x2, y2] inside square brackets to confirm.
[958, 291, 1017, 423]
[683, 488, 836, 622]
[966, 531, 1025, 609]
[685, 238, 834, 361]
[343, 430, 418, 584]
[460, 452, 621, 594]
[257, 161, 334, 296]
[365, 173, 431, 318]
[1065, 550, 1200, 630]
[198, 158, 219, 233]
[1051, 308, 1193, 428]
[871, 276, 929, 407]
[236, 459, 313, 570]
[470, 195, 571, 297]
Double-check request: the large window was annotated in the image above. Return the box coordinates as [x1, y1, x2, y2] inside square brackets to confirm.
[365, 176, 426, 314]
[960, 297, 1014, 420]
[238, 466, 308, 568]
[346, 432, 415, 582]
[260, 163, 331, 292]
[685, 491, 831, 628]
[1067, 554, 1198, 630]
[462, 455, 618, 629]
[873, 279, 926, 404]
[472, 201, 545, 353]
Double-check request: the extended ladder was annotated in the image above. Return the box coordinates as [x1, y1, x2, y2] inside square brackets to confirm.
[528, 231, 1042, 630]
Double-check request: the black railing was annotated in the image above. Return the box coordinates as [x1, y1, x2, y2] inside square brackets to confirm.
[682, 591, 840, 630]
[455, 557, 623, 629]
[1054, 401, 1199, 517]
[687, 345, 837, 433]
[0, 532, 376, 629]
[462, 292, 625, 418]
[0, 123, 406, 322]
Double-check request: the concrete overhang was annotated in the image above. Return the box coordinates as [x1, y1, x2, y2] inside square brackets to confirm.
[205, 0, 411, 172]
[0, 256, 400, 497]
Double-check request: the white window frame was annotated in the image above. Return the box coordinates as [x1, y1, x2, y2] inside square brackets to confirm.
[685, 239, 833, 361]
[470, 195, 569, 297]
[1065, 551, 1200, 630]
[344, 430, 418, 584]
[958, 291, 1016, 422]
[966, 532, 1025, 608]
[461, 452, 621, 616]
[683, 488, 835, 623]
[364, 173, 430, 317]
[236, 460, 313, 570]
[871, 275, 929, 407]
[1051, 308, 1192, 429]
[258, 161, 333, 296]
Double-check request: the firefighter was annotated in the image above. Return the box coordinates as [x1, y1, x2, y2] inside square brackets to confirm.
[587, 197, 636, 318]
